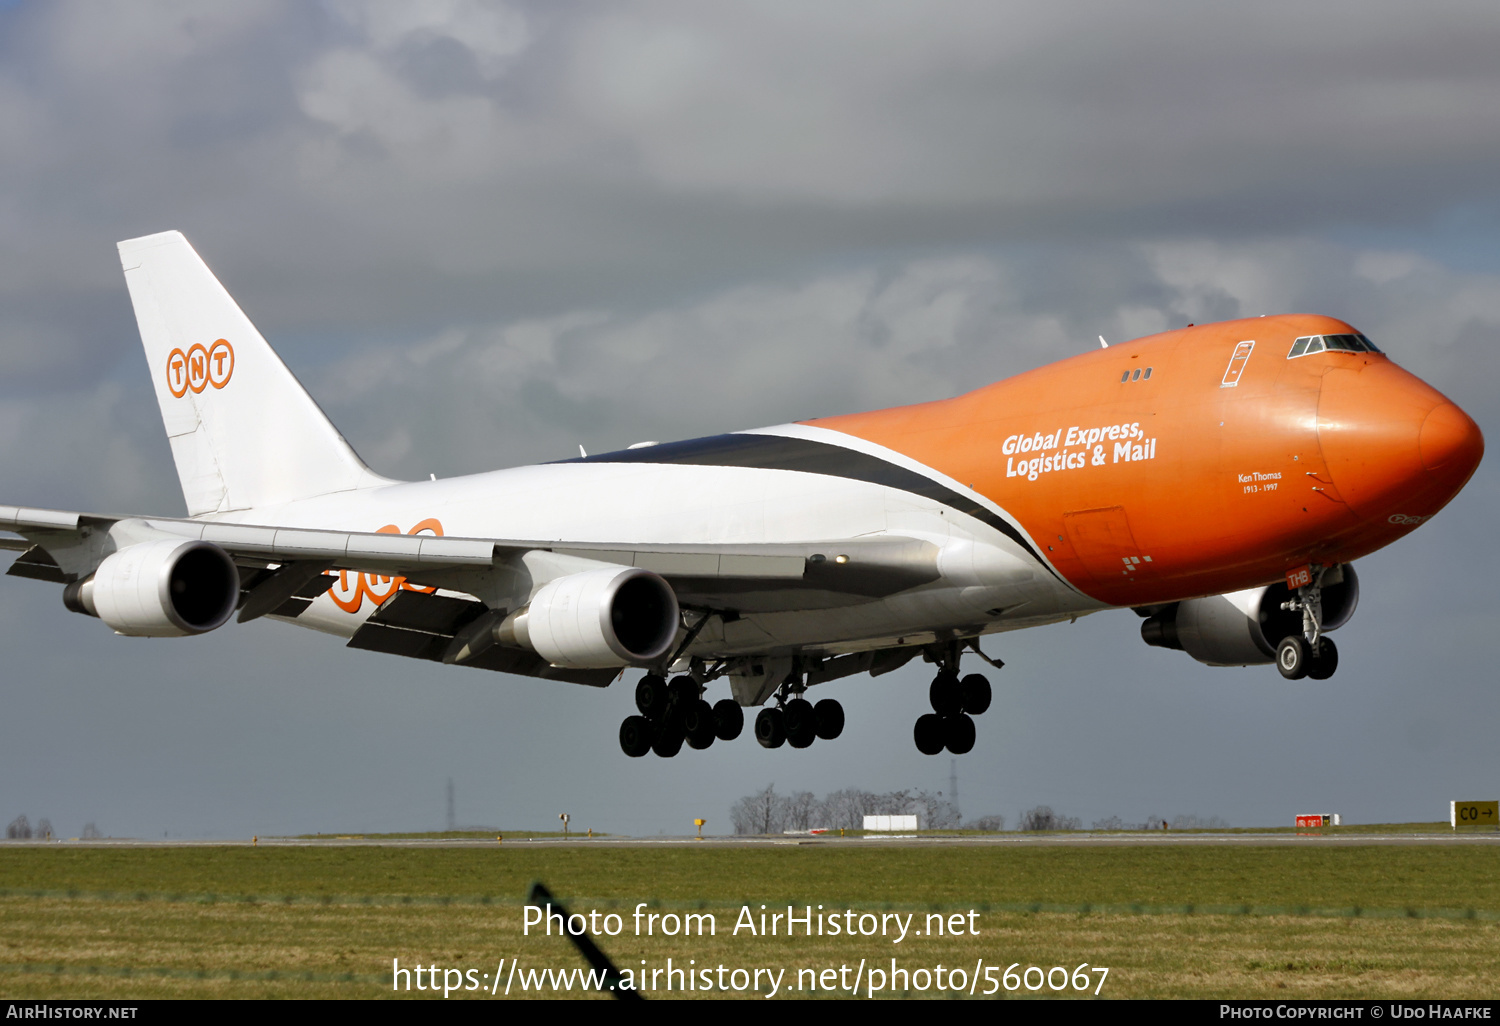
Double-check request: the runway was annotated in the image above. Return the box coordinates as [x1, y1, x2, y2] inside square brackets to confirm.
[7, 830, 1498, 848]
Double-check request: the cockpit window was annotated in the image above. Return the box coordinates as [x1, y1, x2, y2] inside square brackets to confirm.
[1287, 334, 1379, 359]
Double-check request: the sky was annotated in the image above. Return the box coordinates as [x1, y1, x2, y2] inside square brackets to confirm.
[0, 0, 1497, 838]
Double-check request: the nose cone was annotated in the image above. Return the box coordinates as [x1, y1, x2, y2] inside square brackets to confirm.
[1420, 402, 1484, 475]
[1318, 363, 1483, 523]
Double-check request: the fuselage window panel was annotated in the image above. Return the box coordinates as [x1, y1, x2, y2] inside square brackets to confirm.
[1143, 367, 1152, 379]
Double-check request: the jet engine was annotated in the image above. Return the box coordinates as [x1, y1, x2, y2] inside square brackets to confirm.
[497, 566, 680, 668]
[1140, 564, 1359, 666]
[62, 539, 240, 637]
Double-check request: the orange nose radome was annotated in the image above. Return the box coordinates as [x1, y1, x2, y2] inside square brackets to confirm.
[1420, 403, 1484, 476]
[1317, 363, 1483, 523]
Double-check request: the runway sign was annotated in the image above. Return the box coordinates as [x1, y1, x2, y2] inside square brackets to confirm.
[1450, 800, 1499, 828]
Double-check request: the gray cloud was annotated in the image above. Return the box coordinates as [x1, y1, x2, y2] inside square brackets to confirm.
[2, 2, 1500, 392]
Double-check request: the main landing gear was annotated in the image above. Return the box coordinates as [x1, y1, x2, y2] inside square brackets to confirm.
[753, 688, 845, 751]
[1275, 570, 1340, 681]
[913, 669, 991, 756]
[619, 674, 743, 758]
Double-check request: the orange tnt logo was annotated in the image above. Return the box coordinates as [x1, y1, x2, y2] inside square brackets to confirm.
[166, 339, 234, 397]
[326, 519, 443, 613]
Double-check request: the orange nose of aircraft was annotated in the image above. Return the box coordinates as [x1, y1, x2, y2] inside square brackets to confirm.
[1317, 361, 1484, 523]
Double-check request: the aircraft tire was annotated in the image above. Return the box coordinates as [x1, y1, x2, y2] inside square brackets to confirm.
[914, 713, 945, 756]
[684, 700, 718, 749]
[1276, 636, 1311, 680]
[713, 699, 744, 741]
[959, 674, 992, 715]
[755, 707, 786, 749]
[1307, 637, 1339, 680]
[943, 713, 976, 755]
[619, 715, 653, 758]
[929, 671, 962, 716]
[651, 725, 685, 758]
[813, 699, 845, 740]
[669, 675, 699, 705]
[635, 674, 669, 718]
[785, 699, 817, 748]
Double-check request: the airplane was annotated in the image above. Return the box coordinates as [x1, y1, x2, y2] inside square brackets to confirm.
[1, 232, 1484, 759]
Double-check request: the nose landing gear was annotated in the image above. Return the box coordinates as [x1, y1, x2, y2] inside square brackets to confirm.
[1276, 569, 1341, 681]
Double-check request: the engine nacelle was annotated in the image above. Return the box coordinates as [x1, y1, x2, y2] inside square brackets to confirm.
[498, 566, 680, 668]
[1141, 564, 1359, 666]
[63, 539, 240, 637]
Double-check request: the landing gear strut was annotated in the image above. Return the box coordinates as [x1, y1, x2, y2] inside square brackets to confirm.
[1277, 568, 1341, 681]
[913, 643, 997, 755]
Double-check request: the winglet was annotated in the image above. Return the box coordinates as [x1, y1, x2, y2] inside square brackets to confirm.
[1098, 335, 1109, 349]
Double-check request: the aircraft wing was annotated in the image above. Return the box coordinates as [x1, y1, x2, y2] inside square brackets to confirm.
[0, 504, 941, 614]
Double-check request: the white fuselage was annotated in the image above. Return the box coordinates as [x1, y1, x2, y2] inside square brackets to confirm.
[214, 424, 1105, 660]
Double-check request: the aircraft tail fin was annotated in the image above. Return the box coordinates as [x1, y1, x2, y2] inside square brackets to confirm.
[118, 231, 388, 516]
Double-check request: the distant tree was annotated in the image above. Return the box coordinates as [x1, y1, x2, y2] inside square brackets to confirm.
[965, 815, 1005, 832]
[868, 789, 914, 816]
[81, 823, 102, 839]
[820, 789, 875, 831]
[1019, 805, 1081, 831]
[730, 784, 782, 835]
[782, 791, 820, 831]
[733, 785, 989, 833]
[1091, 815, 1127, 831]
[6, 815, 31, 839]
[912, 790, 961, 830]
[36, 818, 53, 840]
[1170, 814, 1229, 830]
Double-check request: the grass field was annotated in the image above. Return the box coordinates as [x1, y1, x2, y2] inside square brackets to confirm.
[2, 840, 1498, 999]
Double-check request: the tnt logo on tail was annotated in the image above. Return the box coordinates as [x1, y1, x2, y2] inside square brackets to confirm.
[166, 339, 234, 397]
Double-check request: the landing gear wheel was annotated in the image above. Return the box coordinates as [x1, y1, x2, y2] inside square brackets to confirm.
[1276, 635, 1312, 680]
[668, 675, 699, 706]
[651, 725, 684, 758]
[943, 713, 976, 755]
[684, 700, 718, 749]
[619, 715, 653, 758]
[1307, 636, 1339, 680]
[713, 699, 744, 741]
[635, 674, 669, 718]
[755, 707, 786, 749]
[959, 674, 991, 715]
[929, 670, 962, 716]
[785, 698, 817, 748]
[914, 713, 945, 755]
[813, 699, 845, 740]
